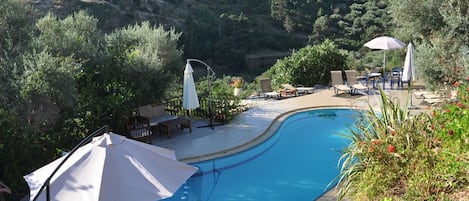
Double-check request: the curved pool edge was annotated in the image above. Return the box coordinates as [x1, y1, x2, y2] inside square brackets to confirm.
[180, 105, 357, 164]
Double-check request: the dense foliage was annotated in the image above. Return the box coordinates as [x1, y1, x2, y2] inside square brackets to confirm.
[267, 40, 348, 87]
[0, 2, 184, 198]
[389, 0, 469, 89]
[25, 0, 398, 77]
[339, 80, 469, 200]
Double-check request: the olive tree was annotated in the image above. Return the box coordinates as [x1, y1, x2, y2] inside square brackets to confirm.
[389, 0, 469, 88]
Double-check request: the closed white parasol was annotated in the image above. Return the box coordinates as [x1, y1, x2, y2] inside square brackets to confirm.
[183, 63, 200, 110]
[402, 43, 415, 82]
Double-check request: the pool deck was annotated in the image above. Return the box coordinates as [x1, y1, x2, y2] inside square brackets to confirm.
[150, 87, 433, 200]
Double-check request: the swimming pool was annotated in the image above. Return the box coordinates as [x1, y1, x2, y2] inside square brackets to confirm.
[165, 108, 358, 201]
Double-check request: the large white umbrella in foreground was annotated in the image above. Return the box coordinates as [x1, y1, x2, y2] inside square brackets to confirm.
[24, 133, 198, 201]
[183, 63, 200, 110]
[364, 36, 406, 69]
[402, 43, 415, 82]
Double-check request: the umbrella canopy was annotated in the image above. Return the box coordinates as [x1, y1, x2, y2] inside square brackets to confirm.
[183, 63, 200, 110]
[364, 36, 406, 50]
[24, 133, 198, 201]
[402, 43, 415, 82]
[364, 36, 406, 69]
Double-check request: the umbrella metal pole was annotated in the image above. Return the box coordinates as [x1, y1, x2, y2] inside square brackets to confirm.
[32, 125, 110, 201]
[383, 51, 386, 89]
[186, 59, 224, 129]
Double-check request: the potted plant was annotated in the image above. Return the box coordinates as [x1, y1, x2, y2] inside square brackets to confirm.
[232, 77, 244, 96]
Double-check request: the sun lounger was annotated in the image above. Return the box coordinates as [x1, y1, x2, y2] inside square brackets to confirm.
[287, 84, 315, 95]
[330, 71, 352, 95]
[413, 91, 442, 99]
[413, 91, 447, 106]
[421, 98, 444, 105]
[345, 70, 370, 95]
[280, 84, 300, 97]
[260, 78, 281, 99]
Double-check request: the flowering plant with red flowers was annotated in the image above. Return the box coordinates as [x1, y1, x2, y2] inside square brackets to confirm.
[337, 79, 469, 200]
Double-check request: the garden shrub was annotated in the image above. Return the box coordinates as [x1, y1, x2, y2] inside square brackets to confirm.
[268, 40, 348, 88]
[338, 79, 469, 200]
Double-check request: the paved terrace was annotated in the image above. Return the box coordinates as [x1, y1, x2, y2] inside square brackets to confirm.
[152, 87, 432, 163]
[150, 87, 433, 200]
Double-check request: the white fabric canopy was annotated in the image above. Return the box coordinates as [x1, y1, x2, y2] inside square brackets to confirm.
[183, 63, 200, 110]
[364, 36, 406, 69]
[402, 43, 415, 82]
[364, 36, 405, 50]
[24, 133, 198, 201]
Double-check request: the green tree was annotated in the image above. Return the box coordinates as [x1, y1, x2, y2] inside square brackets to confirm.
[20, 50, 82, 131]
[34, 11, 102, 61]
[389, 0, 469, 88]
[311, 0, 393, 50]
[0, 0, 35, 109]
[104, 22, 183, 106]
[0, 0, 35, 62]
[271, 0, 318, 32]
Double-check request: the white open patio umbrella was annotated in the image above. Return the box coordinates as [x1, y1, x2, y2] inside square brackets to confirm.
[24, 133, 198, 201]
[183, 63, 200, 110]
[364, 36, 406, 89]
[364, 36, 406, 69]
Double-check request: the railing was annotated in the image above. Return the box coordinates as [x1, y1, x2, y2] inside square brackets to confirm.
[164, 96, 242, 123]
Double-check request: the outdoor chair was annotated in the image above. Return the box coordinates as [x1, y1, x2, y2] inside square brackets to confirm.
[125, 115, 153, 144]
[260, 78, 281, 99]
[345, 70, 370, 95]
[389, 67, 403, 89]
[330, 71, 352, 95]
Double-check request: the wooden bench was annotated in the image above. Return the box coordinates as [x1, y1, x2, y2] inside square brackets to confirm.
[155, 117, 192, 138]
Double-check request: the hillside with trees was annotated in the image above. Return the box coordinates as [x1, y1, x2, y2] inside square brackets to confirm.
[23, 0, 395, 77]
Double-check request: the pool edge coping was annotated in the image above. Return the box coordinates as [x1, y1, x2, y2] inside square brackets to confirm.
[180, 105, 358, 164]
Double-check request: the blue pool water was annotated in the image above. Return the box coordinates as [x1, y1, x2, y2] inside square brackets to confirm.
[166, 108, 357, 201]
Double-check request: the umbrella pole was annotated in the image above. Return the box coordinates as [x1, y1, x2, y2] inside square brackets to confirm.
[187, 59, 224, 129]
[383, 51, 386, 89]
[32, 125, 110, 201]
[198, 67, 224, 129]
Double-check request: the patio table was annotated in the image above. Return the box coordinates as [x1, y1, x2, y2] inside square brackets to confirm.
[154, 117, 192, 138]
